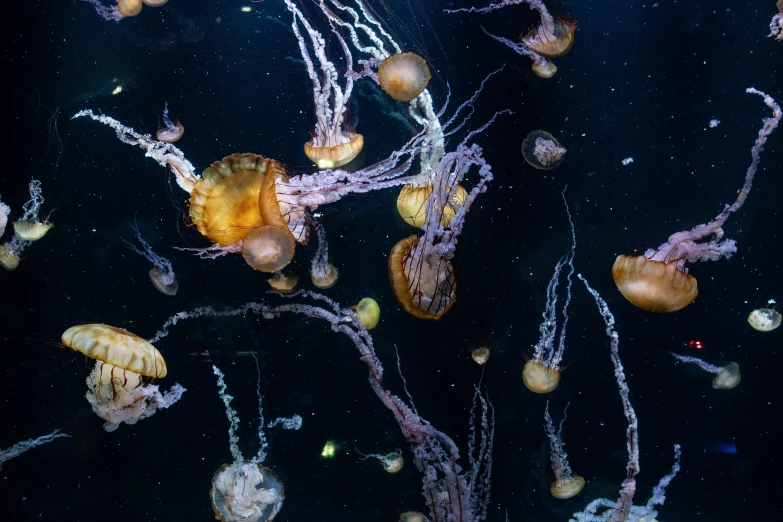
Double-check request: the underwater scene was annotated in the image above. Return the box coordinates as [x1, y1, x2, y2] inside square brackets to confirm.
[2, 1, 782, 521]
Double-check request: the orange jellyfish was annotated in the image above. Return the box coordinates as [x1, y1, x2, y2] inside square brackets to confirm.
[396, 184, 467, 228]
[544, 402, 584, 499]
[61, 324, 185, 432]
[242, 225, 296, 273]
[116, 0, 142, 17]
[156, 103, 184, 143]
[522, 17, 577, 60]
[267, 271, 298, 293]
[521, 130, 566, 170]
[612, 88, 780, 313]
[377, 52, 432, 102]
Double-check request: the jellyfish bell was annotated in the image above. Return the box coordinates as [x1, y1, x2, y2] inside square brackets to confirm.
[522, 360, 561, 394]
[377, 52, 432, 102]
[531, 60, 558, 79]
[142, 0, 168, 6]
[522, 17, 578, 59]
[471, 346, 490, 365]
[267, 271, 298, 294]
[0, 244, 20, 271]
[712, 362, 741, 390]
[311, 263, 339, 289]
[242, 225, 296, 273]
[550, 474, 585, 499]
[156, 121, 184, 143]
[12, 220, 53, 241]
[304, 132, 364, 169]
[351, 297, 380, 330]
[149, 267, 178, 296]
[210, 461, 284, 522]
[521, 130, 566, 170]
[747, 307, 781, 332]
[388, 235, 456, 320]
[396, 184, 467, 228]
[116, 0, 142, 17]
[62, 324, 167, 377]
[399, 512, 425, 522]
[612, 255, 697, 313]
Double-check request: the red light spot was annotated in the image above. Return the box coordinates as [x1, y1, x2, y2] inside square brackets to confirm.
[688, 340, 704, 350]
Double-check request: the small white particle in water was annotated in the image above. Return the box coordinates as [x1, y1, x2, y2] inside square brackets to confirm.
[709, 119, 720, 128]
[622, 157, 634, 166]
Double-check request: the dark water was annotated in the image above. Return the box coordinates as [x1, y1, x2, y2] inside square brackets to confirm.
[2, 1, 781, 521]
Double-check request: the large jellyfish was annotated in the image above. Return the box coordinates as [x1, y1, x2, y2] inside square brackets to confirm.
[0, 430, 70, 472]
[612, 88, 781, 313]
[310, 226, 339, 289]
[61, 324, 186, 432]
[123, 220, 179, 295]
[524, 190, 575, 393]
[544, 402, 584, 499]
[210, 361, 301, 522]
[574, 274, 682, 521]
[670, 353, 741, 390]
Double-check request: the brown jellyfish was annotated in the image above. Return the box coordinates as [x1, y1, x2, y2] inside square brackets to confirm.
[351, 297, 380, 330]
[116, 0, 142, 17]
[156, 103, 184, 143]
[612, 255, 698, 313]
[521, 130, 567, 170]
[388, 235, 456, 320]
[396, 184, 467, 228]
[242, 225, 296, 273]
[304, 132, 364, 169]
[471, 346, 490, 365]
[267, 271, 298, 293]
[377, 52, 432, 102]
[531, 60, 558, 79]
[257, 160, 309, 244]
[522, 17, 578, 59]
[522, 360, 561, 394]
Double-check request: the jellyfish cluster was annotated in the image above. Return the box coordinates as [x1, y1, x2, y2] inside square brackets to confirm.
[4, 1, 782, 521]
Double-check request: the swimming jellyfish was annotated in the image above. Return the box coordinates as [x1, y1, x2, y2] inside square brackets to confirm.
[521, 130, 566, 170]
[266, 271, 299, 294]
[310, 226, 338, 289]
[13, 179, 53, 241]
[0, 430, 70, 472]
[612, 88, 781, 313]
[156, 103, 184, 143]
[123, 220, 178, 295]
[396, 183, 467, 228]
[471, 346, 491, 365]
[670, 353, 741, 390]
[351, 297, 380, 330]
[61, 324, 186, 432]
[357, 448, 403, 473]
[210, 362, 302, 522]
[544, 402, 584, 499]
[377, 52, 432, 102]
[748, 303, 782, 331]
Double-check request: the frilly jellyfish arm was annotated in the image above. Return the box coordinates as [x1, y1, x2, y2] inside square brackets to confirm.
[0, 430, 70, 465]
[544, 402, 573, 483]
[646, 88, 781, 268]
[670, 352, 723, 374]
[310, 226, 332, 280]
[643, 444, 682, 515]
[3, 236, 31, 259]
[123, 221, 176, 285]
[173, 241, 243, 260]
[267, 415, 303, 430]
[18, 179, 45, 224]
[213, 365, 243, 463]
[71, 110, 199, 193]
[770, 13, 783, 39]
[80, 0, 125, 22]
[480, 27, 551, 67]
[446, 0, 555, 29]
[161, 102, 176, 132]
[0, 196, 10, 237]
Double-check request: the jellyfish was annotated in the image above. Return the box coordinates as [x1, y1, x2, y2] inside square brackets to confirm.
[399, 513, 425, 522]
[13, 179, 53, 241]
[357, 448, 403, 473]
[523, 189, 575, 393]
[770, 0, 783, 40]
[242, 225, 297, 274]
[612, 88, 781, 313]
[0, 196, 9, 238]
[748, 303, 782, 331]
[310, 226, 338, 289]
[396, 183, 467, 228]
[80, 0, 131, 21]
[267, 271, 299, 294]
[377, 52, 432, 102]
[156, 103, 184, 143]
[521, 130, 566, 170]
[0, 237, 28, 272]
[284, 0, 364, 169]
[142, 0, 168, 6]
[670, 353, 741, 390]
[351, 297, 380, 330]
[544, 402, 584, 499]
[471, 346, 490, 365]
[123, 220, 178, 295]
[0, 430, 70, 472]
[210, 360, 301, 522]
[61, 324, 186, 432]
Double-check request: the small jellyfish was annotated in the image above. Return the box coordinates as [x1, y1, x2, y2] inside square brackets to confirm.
[351, 297, 380, 330]
[544, 402, 584, 499]
[748, 306, 781, 332]
[267, 271, 298, 294]
[310, 226, 338, 289]
[471, 346, 490, 365]
[357, 448, 403, 473]
[522, 130, 566, 170]
[377, 52, 432, 102]
[242, 225, 297, 273]
[61, 324, 186, 431]
[156, 103, 184, 143]
[396, 183, 467, 228]
[123, 220, 179, 296]
[13, 179, 53, 241]
[670, 353, 741, 390]
[142, 0, 168, 6]
[116, 0, 142, 17]
[522, 17, 578, 59]
[399, 513, 425, 522]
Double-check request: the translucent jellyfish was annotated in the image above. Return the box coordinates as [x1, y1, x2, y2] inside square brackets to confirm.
[0, 237, 28, 271]
[242, 226, 296, 273]
[13, 179, 53, 241]
[0, 430, 69, 472]
[267, 271, 298, 294]
[351, 297, 380, 330]
[284, 0, 364, 168]
[671, 353, 741, 390]
[471, 346, 490, 365]
[123, 220, 178, 296]
[310, 226, 339, 289]
[357, 448, 403, 473]
[377, 52, 432, 102]
[544, 402, 584, 499]
[0, 196, 9, 238]
[399, 513, 425, 522]
[613, 88, 781, 313]
[396, 183, 467, 228]
[156, 103, 184, 143]
[61, 324, 186, 432]
[210, 362, 302, 522]
[521, 130, 566, 170]
[748, 301, 782, 331]
[142, 0, 168, 6]
[524, 190, 575, 393]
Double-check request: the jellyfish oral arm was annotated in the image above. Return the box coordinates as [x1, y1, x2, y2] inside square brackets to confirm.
[771, 13, 783, 39]
[0, 430, 70, 465]
[80, 0, 125, 22]
[0, 197, 9, 237]
[670, 352, 723, 374]
[544, 402, 573, 483]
